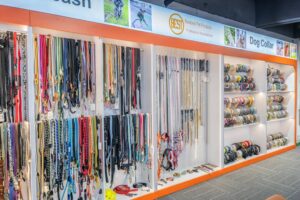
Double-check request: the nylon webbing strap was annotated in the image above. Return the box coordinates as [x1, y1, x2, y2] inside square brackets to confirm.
[156, 54, 208, 178]
[34, 35, 96, 119]
[0, 31, 27, 123]
[36, 116, 102, 199]
[103, 44, 141, 114]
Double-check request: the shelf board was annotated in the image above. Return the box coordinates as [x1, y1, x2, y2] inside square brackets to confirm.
[224, 91, 259, 95]
[224, 123, 258, 130]
[267, 117, 294, 123]
[224, 155, 259, 168]
[267, 91, 294, 94]
[157, 169, 211, 190]
[117, 189, 154, 200]
[267, 144, 294, 154]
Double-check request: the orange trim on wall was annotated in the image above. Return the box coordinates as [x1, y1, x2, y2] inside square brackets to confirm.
[0, 6, 30, 25]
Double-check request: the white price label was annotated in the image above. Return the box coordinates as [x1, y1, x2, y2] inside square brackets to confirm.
[90, 104, 96, 111]
[47, 111, 53, 119]
[0, 113, 4, 122]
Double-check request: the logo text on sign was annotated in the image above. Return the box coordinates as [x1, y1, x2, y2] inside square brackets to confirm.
[169, 13, 184, 35]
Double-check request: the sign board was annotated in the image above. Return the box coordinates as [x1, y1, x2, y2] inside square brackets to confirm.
[0, 0, 297, 59]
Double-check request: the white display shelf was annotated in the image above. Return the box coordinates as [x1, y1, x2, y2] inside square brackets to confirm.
[224, 123, 258, 130]
[224, 143, 294, 168]
[267, 90, 294, 94]
[117, 189, 154, 200]
[267, 143, 294, 154]
[267, 117, 294, 123]
[224, 143, 293, 168]
[157, 170, 209, 190]
[224, 154, 260, 168]
[224, 90, 259, 95]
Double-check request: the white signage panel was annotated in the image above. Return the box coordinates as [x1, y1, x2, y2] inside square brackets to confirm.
[0, 0, 297, 59]
[0, 0, 103, 23]
[152, 5, 224, 46]
[246, 31, 277, 55]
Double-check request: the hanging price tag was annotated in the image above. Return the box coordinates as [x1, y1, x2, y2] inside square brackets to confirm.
[90, 104, 96, 111]
[0, 113, 4, 123]
[47, 111, 54, 119]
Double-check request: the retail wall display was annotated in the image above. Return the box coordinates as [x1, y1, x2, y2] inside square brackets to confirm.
[222, 57, 295, 168]
[0, 19, 296, 199]
[267, 132, 288, 150]
[223, 57, 267, 167]
[224, 96, 258, 127]
[155, 51, 217, 189]
[36, 116, 102, 200]
[266, 62, 295, 153]
[224, 140, 261, 165]
[102, 40, 153, 198]
[0, 31, 27, 123]
[0, 122, 30, 200]
[34, 34, 96, 120]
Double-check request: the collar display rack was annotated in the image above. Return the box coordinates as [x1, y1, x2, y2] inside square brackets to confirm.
[0, 9, 297, 200]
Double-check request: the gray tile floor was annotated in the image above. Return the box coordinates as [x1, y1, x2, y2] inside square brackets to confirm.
[159, 147, 300, 200]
